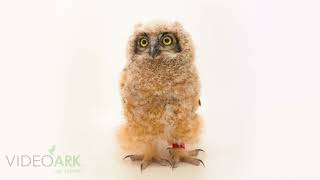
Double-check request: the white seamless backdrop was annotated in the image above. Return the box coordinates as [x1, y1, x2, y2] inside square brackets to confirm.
[0, 0, 319, 180]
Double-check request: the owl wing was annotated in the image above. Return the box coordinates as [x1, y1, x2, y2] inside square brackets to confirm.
[120, 68, 127, 90]
[120, 68, 128, 103]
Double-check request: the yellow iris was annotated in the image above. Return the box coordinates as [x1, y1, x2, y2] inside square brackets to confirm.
[162, 36, 173, 46]
[139, 38, 148, 47]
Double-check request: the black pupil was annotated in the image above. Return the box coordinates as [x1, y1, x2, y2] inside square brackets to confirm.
[164, 38, 170, 43]
[141, 39, 147, 45]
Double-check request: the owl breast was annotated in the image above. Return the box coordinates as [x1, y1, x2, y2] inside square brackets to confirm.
[122, 60, 200, 124]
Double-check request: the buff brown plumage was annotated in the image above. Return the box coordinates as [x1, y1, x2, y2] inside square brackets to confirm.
[118, 21, 204, 170]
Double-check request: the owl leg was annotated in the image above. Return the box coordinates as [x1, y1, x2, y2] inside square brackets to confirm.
[123, 144, 171, 171]
[167, 143, 205, 168]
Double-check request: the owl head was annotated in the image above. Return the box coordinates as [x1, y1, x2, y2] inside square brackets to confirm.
[127, 21, 194, 63]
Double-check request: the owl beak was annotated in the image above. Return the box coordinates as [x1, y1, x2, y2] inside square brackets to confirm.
[149, 41, 160, 58]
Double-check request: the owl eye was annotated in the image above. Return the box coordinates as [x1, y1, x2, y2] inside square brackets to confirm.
[139, 38, 148, 47]
[162, 36, 173, 46]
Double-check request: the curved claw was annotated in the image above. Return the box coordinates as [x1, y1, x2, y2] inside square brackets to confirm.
[188, 148, 205, 156]
[196, 149, 205, 153]
[123, 154, 143, 161]
[123, 155, 133, 160]
[162, 159, 172, 167]
[140, 160, 151, 172]
[172, 161, 178, 169]
[196, 159, 205, 167]
[140, 163, 144, 173]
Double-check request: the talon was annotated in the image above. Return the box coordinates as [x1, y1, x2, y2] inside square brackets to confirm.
[123, 154, 143, 161]
[163, 159, 172, 167]
[188, 148, 205, 156]
[168, 148, 205, 168]
[140, 160, 151, 172]
[140, 163, 144, 173]
[172, 161, 178, 169]
[166, 159, 172, 167]
[196, 159, 205, 167]
[172, 155, 180, 168]
[196, 149, 205, 153]
[124, 154, 171, 170]
[123, 155, 133, 160]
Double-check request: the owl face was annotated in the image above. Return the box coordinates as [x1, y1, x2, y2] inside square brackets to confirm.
[127, 21, 194, 62]
[134, 32, 181, 58]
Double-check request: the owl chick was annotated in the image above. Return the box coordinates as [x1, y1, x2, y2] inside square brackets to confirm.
[118, 21, 204, 170]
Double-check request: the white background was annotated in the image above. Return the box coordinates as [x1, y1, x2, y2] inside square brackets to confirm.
[0, 0, 319, 179]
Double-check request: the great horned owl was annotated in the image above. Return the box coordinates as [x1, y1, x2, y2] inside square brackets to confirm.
[118, 21, 204, 170]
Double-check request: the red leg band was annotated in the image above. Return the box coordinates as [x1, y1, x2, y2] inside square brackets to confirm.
[172, 143, 185, 149]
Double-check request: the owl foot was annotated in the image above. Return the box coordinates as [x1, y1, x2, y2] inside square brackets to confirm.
[123, 154, 172, 171]
[167, 145, 205, 168]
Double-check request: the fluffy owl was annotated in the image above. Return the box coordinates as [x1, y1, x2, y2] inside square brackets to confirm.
[118, 21, 204, 170]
